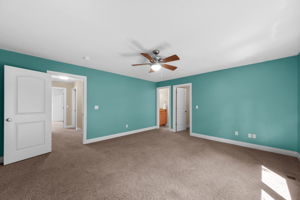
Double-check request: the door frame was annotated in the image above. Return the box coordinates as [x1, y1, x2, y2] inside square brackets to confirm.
[52, 87, 67, 128]
[156, 86, 171, 130]
[173, 83, 192, 134]
[47, 71, 88, 144]
[71, 87, 78, 130]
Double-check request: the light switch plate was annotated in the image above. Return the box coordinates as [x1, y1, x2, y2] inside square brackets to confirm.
[195, 105, 199, 109]
[94, 105, 99, 110]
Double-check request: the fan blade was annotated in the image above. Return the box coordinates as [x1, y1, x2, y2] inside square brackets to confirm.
[162, 55, 180, 63]
[132, 63, 151, 66]
[141, 53, 155, 63]
[162, 64, 177, 71]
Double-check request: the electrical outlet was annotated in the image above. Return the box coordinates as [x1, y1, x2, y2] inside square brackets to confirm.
[252, 134, 256, 139]
[195, 105, 199, 109]
[234, 131, 239, 136]
[125, 124, 128, 129]
[248, 133, 252, 138]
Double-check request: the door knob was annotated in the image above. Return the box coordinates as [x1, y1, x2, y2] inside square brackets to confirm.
[6, 118, 12, 122]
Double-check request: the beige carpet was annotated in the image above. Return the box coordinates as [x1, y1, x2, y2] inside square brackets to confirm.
[0, 127, 299, 200]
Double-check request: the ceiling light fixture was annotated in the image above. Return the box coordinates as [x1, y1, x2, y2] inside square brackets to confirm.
[59, 76, 70, 80]
[151, 63, 161, 72]
[51, 75, 70, 80]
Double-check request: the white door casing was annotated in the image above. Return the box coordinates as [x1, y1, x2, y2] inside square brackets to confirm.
[4, 65, 51, 165]
[52, 88, 65, 122]
[47, 70, 87, 144]
[176, 88, 187, 132]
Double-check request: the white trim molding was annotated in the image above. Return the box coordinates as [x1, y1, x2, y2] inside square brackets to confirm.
[85, 126, 157, 144]
[191, 132, 299, 158]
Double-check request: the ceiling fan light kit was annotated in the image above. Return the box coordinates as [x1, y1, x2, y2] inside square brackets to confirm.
[132, 49, 180, 73]
[151, 64, 162, 72]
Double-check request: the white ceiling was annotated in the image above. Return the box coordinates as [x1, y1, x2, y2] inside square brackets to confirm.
[0, 0, 299, 82]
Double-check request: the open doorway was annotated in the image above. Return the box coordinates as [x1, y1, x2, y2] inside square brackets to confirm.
[48, 71, 87, 144]
[173, 83, 192, 134]
[157, 86, 171, 130]
[3, 66, 88, 165]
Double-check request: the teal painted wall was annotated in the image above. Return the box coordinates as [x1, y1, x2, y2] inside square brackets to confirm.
[158, 56, 298, 152]
[298, 53, 300, 153]
[0, 49, 156, 156]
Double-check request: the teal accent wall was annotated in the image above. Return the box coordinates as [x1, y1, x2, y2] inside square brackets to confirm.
[0, 49, 156, 156]
[0, 49, 298, 156]
[298, 53, 300, 153]
[157, 56, 298, 152]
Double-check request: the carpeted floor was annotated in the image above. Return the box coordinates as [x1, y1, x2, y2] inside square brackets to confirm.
[0, 126, 299, 200]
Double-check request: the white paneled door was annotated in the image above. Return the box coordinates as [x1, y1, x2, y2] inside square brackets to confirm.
[4, 65, 51, 165]
[52, 88, 65, 122]
[176, 88, 187, 132]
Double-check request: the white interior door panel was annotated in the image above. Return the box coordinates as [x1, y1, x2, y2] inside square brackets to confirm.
[176, 88, 187, 132]
[4, 65, 51, 165]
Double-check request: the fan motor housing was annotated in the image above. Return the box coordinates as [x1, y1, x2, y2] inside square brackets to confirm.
[152, 50, 161, 62]
[153, 49, 160, 55]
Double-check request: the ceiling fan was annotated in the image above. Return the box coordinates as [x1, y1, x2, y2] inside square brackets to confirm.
[132, 50, 180, 73]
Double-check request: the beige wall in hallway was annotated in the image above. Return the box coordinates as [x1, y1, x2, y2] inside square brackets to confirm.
[74, 80, 84, 129]
[52, 81, 74, 126]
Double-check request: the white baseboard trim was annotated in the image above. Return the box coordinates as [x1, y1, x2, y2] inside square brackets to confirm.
[0, 156, 3, 164]
[85, 126, 157, 144]
[190, 132, 299, 158]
